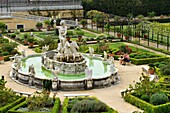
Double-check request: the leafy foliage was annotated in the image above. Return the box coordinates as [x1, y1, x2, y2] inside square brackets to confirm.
[150, 93, 169, 105]
[1, 42, 18, 54]
[140, 94, 150, 102]
[36, 22, 43, 31]
[64, 97, 117, 113]
[71, 99, 108, 112]
[82, 0, 170, 16]
[119, 45, 132, 54]
[128, 75, 165, 97]
[0, 22, 6, 33]
[38, 36, 58, 50]
[160, 63, 170, 76]
[27, 90, 54, 111]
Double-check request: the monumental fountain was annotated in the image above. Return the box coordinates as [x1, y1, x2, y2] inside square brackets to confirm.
[10, 20, 119, 91]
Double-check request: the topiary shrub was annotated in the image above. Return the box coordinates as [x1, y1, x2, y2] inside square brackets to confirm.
[160, 64, 170, 75]
[150, 93, 169, 105]
[2, 52, 10, 56]
[140, 94, 150, 102]
[11, 34, 16, 38]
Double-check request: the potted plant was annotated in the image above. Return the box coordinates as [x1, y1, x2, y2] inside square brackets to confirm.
[44, 20, 51, 31]
[115, 27, 121, 37]
[80, 19, 87, 28]
[36, 22, 43, 31]
[27, 37, 34, 47]
[23, 33, 29, 45]
[123, 27, 132, 41]
[66, 30, 73, 41]
[148, 63, 155, 75]
[0, 53, 4, 62]
[76, 30, 84, 41]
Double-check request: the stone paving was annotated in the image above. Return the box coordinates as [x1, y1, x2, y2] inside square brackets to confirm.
[0, 36, 146, 113]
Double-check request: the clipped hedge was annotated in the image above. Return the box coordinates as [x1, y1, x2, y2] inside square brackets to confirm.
[51, 98, 60, 113]
[130, 57, 168, 65]
[124, 94, 170, 113]
[0, 97, 25, 113]
[4, 55, 13, 61]
[8, 98, 60, 113]
[147, 18, 170, 23]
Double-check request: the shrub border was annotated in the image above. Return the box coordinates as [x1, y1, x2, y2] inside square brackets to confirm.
[0, 96, 25, 113]
[124, 94, 170, 113]
[8, 98, 60, 113]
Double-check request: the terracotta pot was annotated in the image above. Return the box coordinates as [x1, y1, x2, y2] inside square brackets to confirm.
[24, 40, 28, 45]
[78, 36, 82, 41]
[144, 34, 148, 38]
[148, 69, 154, 75]
[125, 36, 129, 40]
[29, 43, 34, 47]
[117, 33, 121, 37]
[0, 56, 4, 61]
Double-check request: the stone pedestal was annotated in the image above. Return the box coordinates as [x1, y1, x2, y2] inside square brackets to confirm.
[85, 79, 93, 89]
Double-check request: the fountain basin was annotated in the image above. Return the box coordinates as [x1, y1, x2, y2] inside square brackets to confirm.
[10, 53, 119, 91]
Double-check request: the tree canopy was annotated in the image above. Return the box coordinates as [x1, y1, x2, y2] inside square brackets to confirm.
[82, 0, 170, 17]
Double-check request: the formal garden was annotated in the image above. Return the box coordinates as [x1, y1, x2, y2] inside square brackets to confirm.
[1, 0, 170, 112]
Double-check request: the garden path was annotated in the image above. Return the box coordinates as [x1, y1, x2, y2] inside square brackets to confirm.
[2, 35, 166, 113]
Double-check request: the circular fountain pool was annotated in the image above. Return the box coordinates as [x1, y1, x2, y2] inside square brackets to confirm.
[10, 53, 119, 91]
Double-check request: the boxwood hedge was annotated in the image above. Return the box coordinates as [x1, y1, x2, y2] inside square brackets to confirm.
[130, 57, 168, 65]
[124, 94, 170, 113]
[0, 97, 25, 113]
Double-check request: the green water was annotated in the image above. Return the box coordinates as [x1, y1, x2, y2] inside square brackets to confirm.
[21, 55, 111, 80]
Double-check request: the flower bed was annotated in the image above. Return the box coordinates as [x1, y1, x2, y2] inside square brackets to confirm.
[123, 75, 170, 113]
[8, 98, 60, 113]
[62, 97, 117, 113]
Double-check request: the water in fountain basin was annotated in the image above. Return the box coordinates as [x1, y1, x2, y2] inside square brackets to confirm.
[21, 55, 112, 80]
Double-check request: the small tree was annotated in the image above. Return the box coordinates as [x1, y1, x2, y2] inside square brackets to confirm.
[0, 22, 6, 33]
[44, 20, 51, 30]
[147, 11, 156, 18]
[104, 23, 111, 34]
[36, 22, 43, 31]
[80, 19, 87, 28]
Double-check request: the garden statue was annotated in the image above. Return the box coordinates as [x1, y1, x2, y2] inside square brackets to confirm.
[30, 32, 33, 36]
[103, 51, 107, 61]
[21, 49, 26, 57]
[64, 41, 79, 62]
[42, 45, 49, 53]
[109, 56, 115, 74]
[89, 47, 94, 57]
[13, 58, 21, 80]
[56, 20, 67, 54]
[75, 19, 79, 27]
[13, 54, 19, 63]
[28, 64, 35, 76]
[28, 64, 35, 86]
